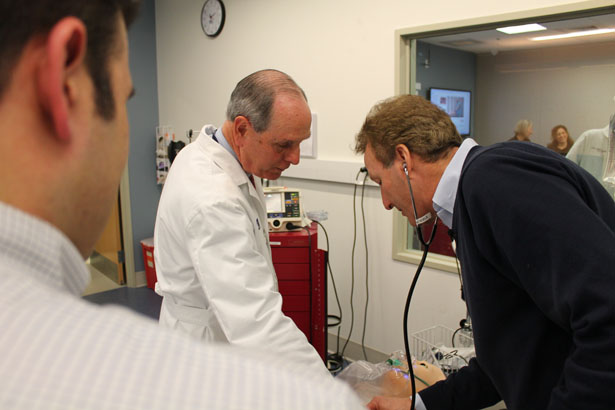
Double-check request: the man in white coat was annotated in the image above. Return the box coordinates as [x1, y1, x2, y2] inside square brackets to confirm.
[566, 124, 614, 196]
[154, 69, 329, 376]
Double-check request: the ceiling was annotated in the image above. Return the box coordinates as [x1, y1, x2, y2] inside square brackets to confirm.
[420, 13, 615, 54]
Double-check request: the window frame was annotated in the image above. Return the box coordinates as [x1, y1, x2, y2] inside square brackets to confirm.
[392, 0, 615, 271]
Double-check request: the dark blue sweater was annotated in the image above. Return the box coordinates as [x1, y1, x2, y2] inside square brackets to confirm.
[420, 142, 615, 410]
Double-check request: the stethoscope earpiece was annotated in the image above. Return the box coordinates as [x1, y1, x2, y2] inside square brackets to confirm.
[402, 159, 437, 237]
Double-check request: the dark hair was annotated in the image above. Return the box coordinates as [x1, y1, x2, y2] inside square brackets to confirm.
[551, 124, 571, 141]
[355, 94, 462, 166]
[226, 69, 307, 132]
[0, 0, 140, 120]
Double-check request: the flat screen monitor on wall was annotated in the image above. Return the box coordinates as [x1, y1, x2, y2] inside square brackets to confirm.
[428, 87, 471, 136]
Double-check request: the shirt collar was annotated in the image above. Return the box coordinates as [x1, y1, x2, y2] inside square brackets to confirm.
[213, 127, 256, 181]
[214, 127, 240, 163]
[0, 201, 89, 295]
[433, 138, 478, 229]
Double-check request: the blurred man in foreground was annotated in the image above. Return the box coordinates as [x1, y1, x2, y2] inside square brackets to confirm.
[0, 1, 361, 408]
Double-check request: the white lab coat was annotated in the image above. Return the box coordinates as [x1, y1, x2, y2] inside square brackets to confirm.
[567, 125, 614, 195]
[153, 125, 329, 377]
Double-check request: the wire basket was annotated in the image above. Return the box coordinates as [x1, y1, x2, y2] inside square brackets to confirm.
[411, 325, 475, 376]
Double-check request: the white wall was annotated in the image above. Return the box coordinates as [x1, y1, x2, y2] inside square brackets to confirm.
[155, 0, 596, 358]
[276, 177, 468, 357]
[476, 41, 615, 146]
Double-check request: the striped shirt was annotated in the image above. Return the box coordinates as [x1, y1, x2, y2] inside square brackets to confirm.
[0, 202, 363, 409]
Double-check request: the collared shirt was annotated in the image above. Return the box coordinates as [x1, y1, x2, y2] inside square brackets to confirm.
[421, 137, 477, 410]
[214, 127, 239, 162]
[566, 125, 613, 195]
[414, 392, 427, 410]
[432, 138, 478, 229]
[0, 201, 363, 409]
[214, 126, 255, 181]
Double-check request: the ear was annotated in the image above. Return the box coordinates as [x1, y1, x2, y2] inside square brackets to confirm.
[233, 116, 251, 147]
[36, 17, 87, 142]
[395, 144, 411, 170]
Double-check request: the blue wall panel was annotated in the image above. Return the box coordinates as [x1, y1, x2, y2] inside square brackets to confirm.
[127, 0, 160, 272]
[416, 41, 476, 138]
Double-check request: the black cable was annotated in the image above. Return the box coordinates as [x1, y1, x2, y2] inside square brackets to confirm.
[360, 172, 369, 361]
[450, 232, 464, 299]
[450, 232, 468, 350]
[315, 220, 345, 373]
[299, 222, 345, 375]
[290, 222, 340, 372]
[454, 252, 462, 286]
[300, 225, 312, 293]
[404, 220, 438, 410]
[341, 169, 363, 358]
[315, 222, 343, 329]
[287, 222, 337, 368]
[451, 327, 462, 348]
[401, 162, 442, 410]
[298, 224, 320, 365]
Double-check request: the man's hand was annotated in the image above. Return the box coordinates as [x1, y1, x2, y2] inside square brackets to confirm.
[366, 396, 412, 410]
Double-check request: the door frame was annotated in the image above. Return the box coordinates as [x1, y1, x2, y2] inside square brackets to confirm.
[119, 167, 137, 287]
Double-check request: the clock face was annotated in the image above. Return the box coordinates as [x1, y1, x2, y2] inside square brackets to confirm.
[201, 0, 225, 37]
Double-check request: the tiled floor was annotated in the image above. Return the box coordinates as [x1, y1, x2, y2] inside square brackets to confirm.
[82, 265, 161, 321]
[83, 286, 162, 320]
[82, 264, 123, 296]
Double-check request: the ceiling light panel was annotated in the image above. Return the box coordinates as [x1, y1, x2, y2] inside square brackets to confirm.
[496, 23, 547, 34]
[531, 28, 615, 41]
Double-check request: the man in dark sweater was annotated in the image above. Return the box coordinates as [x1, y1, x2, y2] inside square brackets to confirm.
[355, 94, 615, 410]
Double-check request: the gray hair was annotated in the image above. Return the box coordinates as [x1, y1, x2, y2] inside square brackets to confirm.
[514, 119, 532, 136]
[226, 69, 307, 132]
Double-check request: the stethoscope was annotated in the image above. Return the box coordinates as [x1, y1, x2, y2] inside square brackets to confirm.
[402, 161, 438, 410]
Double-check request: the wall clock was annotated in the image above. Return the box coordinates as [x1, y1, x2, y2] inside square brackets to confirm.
[201, 0, 225, 37]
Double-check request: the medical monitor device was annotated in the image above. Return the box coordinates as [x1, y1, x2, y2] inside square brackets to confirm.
[263, 187, 305, 231]
[428, 87, 472, 136]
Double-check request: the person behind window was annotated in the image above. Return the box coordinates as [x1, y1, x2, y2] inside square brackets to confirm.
[547, 124, 574, 155]
[508, 119, 533, 141]
[566, 124, 614, 197]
